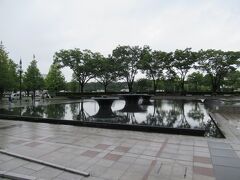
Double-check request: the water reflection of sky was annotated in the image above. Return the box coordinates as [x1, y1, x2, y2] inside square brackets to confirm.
[0, 99, 224, 137]
[1, 99, 210, 129]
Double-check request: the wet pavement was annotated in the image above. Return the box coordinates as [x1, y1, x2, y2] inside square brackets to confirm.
[0, 113, 240, 180]
[0, 97, 240, 180]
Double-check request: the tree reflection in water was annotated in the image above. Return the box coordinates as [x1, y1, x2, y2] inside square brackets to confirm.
[44, 104, 66, 119]
[177, 100, 191, 129]
[205, 120, 223, 138]
[144, 100, 206, 128]
[0, 99, 223, 138]
[187, 101, 205, 128]
[70, 101, 89, 121]
[21, 105, 45, 118]
[0, 106, 23, 116]
[144, 100, 180, 127]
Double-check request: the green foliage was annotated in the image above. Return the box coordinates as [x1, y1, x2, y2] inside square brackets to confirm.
[171, 48, 197, 92]
[23, 58, 44, 94]
[66, 79, 79, 92]
[139, 46, 172, 93]
[112, 45, 142, 92]
[197, 49, 240, 92]
[54, 49, 96, 93]
[224, 70, 240, 91]
[0, 42, 18, 98]
[8, 60, 19, 91]
[135, 78, 152, 92]
[53, 46, 240, 93]
[187, 72, 205, 91]
[163, 75, 181, 92]
[93, 54, 117, 93]
[0, 44, 9, 96]
[45, 64, 66, 92]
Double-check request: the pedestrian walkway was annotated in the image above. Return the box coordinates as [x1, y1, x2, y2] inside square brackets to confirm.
[0, 118, 239, 180]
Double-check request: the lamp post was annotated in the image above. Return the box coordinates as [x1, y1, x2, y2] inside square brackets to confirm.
[19, 58, 22, 101]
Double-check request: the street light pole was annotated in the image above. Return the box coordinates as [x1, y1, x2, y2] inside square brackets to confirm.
[19, 58, 22, 102]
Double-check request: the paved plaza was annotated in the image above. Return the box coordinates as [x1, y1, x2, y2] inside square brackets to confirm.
[0, 112, 240, 180]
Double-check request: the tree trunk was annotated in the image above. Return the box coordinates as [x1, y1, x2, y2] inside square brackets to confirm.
[153, 79, 156, 94]
[77, 101, 86, 121]
[211, 77, 219, 93]
[194, 83, 198, 92]
[181, 79, 185, 93]
[78, 81, 84, 94]
[33, 90, 35, 100]
[80, 84, 84, 94]
[0, 89, 3, 100]
[78, 82, 81, 93]
[212, 84, 217, 93]
[104, 84, 107, 93]
[128, 82, 133, 93]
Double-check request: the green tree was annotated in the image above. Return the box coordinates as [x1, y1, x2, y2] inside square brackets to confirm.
[0, 43, 9, 98]
[66, 78, 79, 92]
[202, 74, 212, 91]
[93, 55, 117, 93]
[54, 49, 95, 93]
[140, 46, 172, 93]
[0, 42, 18, 98]
[198, 50, 240, 92]
[8, 59, 19, 91]
[112, 45, 142, 92]
[187, 72, 204, 91]
[23, 57, 44, 97]
[135, 78, 152, 92]
[45, 63, 66, 92]
[224, 70, 240, 91]
[163, 75, 181, 92]
[171, 48, 197, 92]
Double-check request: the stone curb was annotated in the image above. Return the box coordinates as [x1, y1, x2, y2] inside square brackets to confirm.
[0, 149, 90, 177]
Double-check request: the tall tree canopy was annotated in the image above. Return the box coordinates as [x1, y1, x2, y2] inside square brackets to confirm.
[45, 63, 66, 92]
[54, 49, 95, 93]
[171, 48, 197, 92]
[112, 45, 142, 92]
[23, 57, 44, 97]
[0, 43, 10, 98]
[93, 54, 117, 93]
[0, 42, 18, 98]
[197, 49, 240, 92]
[140, 46, 172, 93]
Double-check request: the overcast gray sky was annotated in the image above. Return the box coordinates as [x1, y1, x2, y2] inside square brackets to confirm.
[1, 0, 240, 81]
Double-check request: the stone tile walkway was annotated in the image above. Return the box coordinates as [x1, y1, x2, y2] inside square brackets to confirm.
[0, 117, 239, 180]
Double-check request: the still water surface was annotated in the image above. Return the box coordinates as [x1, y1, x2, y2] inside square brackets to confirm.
[0, 99, 222, 137]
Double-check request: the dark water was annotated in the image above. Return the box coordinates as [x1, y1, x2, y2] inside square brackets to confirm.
[0, 99, 223, 138]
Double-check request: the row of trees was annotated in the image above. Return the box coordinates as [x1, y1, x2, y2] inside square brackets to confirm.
[1, 42, 240, 98]
[67, 70, 240, 93]
[22, 59, 65, 97]
[0, 42, 66, 98]
[54, 46, 240, 93]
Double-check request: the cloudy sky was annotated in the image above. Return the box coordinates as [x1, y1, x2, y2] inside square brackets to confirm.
[1, 0, 240, 81]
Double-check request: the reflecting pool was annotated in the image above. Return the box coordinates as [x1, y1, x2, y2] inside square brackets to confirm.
[0, 99, 223, 138]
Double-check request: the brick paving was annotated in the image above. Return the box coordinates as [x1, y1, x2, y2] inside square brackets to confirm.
[0, 115, 239, 180]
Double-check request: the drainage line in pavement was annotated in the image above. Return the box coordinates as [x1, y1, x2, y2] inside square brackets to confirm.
[0, 149, 90, 177]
